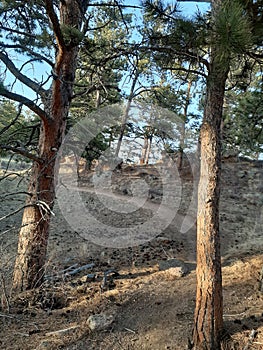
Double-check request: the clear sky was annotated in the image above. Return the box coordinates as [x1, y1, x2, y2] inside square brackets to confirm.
[1, 1, 210, 99]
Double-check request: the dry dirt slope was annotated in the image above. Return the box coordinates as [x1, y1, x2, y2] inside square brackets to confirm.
[0, 159, 262, 349]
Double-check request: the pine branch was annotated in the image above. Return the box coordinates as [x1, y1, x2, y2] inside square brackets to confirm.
[161, 65, 207, 78]
[141, 44, 210, 71]
[143, 0, 179, 22]
[0, 25, 37, 38]
[0, 89, 48, 122]
[0, 43, 54, 67]
[0, 52, 47, 96]
[72, 83, 120, 99]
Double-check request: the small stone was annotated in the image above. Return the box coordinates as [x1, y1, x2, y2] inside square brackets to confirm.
[165, 266, 186, 278]
[158, 259, 188, 277]
[87, 313, 115, 331]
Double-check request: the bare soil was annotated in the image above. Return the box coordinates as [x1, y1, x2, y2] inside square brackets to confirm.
[0, 160, 263, 350]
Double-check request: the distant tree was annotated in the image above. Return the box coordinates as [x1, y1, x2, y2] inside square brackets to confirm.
[223, 73, 263, 158]
[69, 7, 130, 169]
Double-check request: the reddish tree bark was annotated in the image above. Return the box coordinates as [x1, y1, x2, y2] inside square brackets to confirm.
[192, 0, 230, 346]
[12, 0, 87, 292]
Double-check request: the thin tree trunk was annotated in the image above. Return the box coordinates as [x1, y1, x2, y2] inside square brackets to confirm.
[192, 57, 229, 350]
[178, 80, 192, 170]
[140, 136, 148, 164]
[145, 135, 152, 164]
[192, 0, 230, 345]
[12, 0, 84, 292]
[115, 72, 139, 158]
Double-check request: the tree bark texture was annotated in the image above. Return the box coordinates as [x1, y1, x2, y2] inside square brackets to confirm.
[13, 0, 85, 292]
[192, 57, 229, 348]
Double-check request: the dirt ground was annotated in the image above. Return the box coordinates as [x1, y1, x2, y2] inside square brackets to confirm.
[0, 159, 263, 350]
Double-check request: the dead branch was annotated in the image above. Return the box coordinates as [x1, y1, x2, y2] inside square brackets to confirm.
[0, 145, 43, 163]
[0, 43, 54, 67]
[0, 204, 34, 222]
[0, 313, 14, 319]
[0, 89, 48, 122]
[45, 263, 95, 281]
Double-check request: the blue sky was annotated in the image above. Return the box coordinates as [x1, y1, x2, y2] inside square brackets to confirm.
[1, 1, 210, 100]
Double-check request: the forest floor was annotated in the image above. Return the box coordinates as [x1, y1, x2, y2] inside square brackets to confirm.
[0, 159, 263, 350]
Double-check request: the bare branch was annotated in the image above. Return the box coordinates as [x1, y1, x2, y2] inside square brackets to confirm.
[162, 65, 207, 78]
[141, 44, 210, 72]
[0, 52, 47, 96]
[87, 3, 142, 9]
[0, 43, 54, 67]
[0, 89, 49, 121]
[0, 204, 34, 222]
[0, 172, 25, 181]
[0, 145, 43, 163]
[72, 83, 120, 99]
[0, 191, 33, 199]
[0, 25, 37, 38]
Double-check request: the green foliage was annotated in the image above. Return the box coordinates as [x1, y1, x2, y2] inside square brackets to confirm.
[223, 77, 263, 157]
[213, 0, 253, 63]
[68, 6, 132, 165]
[0, 0, 54, 55]
[82, 132, 109, 169]
[60, 24, 84, 46]
[142, 0, 179, 22]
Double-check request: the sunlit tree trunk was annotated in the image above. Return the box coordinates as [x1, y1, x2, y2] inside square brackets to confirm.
[192, 0, 230, 347]
[12, 0, 85, 292]
[140, 136, 148, 164]
[192, 42, 230, 350]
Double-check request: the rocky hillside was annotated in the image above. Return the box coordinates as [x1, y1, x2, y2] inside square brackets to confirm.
[46, 158, 263, 268]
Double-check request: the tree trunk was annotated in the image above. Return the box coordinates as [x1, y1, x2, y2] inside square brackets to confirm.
[178, 80, 192, 170]
[115, 72, 138, 158]
[12, 0, 84, 292]
[140, 136, 149, 164]
[145, 135, 152, 164]
[192, 57, 229, 349]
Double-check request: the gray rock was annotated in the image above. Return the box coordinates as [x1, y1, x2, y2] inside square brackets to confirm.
[87, 313, 115, 331]
[158, 259, 188, 277]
